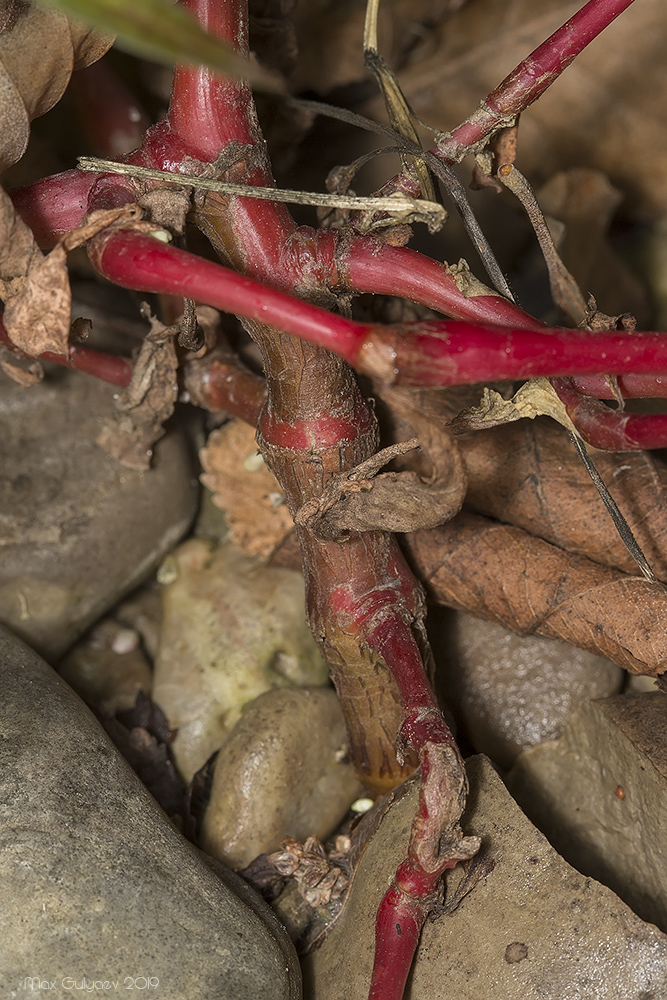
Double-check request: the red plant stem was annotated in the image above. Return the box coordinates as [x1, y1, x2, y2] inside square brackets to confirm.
[0, 316, 132, 386]
[342, 238, 537, 328]
[435, 0, 637, 162]
[90, 228, 667, 390]
[69, 59, 150, 158]
[183, 352, 266, 423]
[552, 377, 667, 450]
[11, 170, 94, 247]
[570, 374, 667, 399]
[369, 880, 426, 1000]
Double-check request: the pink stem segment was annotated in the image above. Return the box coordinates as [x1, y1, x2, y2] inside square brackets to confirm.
[435, 0, 636, 161]
[90, 228, 667, 390]
[11, 171, 94, 247]
[553, 377, 667, 450]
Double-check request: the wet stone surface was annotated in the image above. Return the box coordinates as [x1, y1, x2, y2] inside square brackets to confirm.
[0, 368, 198, 661]
[509, 692, 667, 932]
[0, 624, 301, 1000]
[152, 537, 328, 781]
[432, 608, 623, 768]
[305, 755, 667, 1000]
[202, 687, 361, 869]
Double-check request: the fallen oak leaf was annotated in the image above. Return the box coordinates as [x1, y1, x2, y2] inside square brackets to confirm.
[406, 511, 667, 677]
[451, 378, 655, 580]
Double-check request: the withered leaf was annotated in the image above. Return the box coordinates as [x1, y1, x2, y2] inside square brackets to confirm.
[0, 186, 71, 356]
[0, 2, 112, 171]
[102, 693, 185, 823]
[461, 419, 667, 582]
[96, 311, 179, 471]
[200, 418, 294, 559]
[406, 512, 667, 677]
[298, 389, 467, 540]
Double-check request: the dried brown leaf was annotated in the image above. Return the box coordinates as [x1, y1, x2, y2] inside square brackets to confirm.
[0, 185, 71, 355]
[406, 512, 667, 677]
[537, 170, 649, 322]
[0, 3, 112, 170]
[96, 312, 179, 470]
[200, 418, 294, 559]
[460, 419, 667, 582]
[297, 389, 467, 539]
[293, 0, 467, 94]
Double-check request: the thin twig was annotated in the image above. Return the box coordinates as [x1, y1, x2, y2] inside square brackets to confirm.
[363, 0, 436, 202]
[495, 163, 587, 324]
[294, 100, 514, 301]
[568, 431, 657, 581]
[77, 156, 446, 232]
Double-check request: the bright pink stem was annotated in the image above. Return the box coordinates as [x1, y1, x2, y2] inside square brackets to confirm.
[570, 374, 667, 399]
[436, 0, 636, 161]
[369, 882, 425, 1000]
[89, 228, 363, 358]
[11, 171, 94, 247]
[344, 238, 536, 328]
[90, 228, 667, 390]
[552, 377, 667, 450]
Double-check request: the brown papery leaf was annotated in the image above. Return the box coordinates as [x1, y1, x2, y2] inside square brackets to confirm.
[0, 3, 112, 171]
[363, 0, 667, 218]
[406, 512, 667, 677]
[200, 418, 294, 559]
[460, 418, 667, 582]
[297, 388, 467, 540]
[96, 313, 179, 470]
[0, 187, 71, 356]
[292, 0, 466, 95]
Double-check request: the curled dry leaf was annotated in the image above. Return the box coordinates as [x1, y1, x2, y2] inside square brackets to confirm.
[450, 377, 575, 435]
[406, 512, 667, 677]
[200, 418, 295, 559]
[268, 835, 349, 909]
[0, 1, 112, 171]
[297, 388, 467, 540]
[96, 310, 179, 471]
[0, 185, 71, 356]
[460, 418, 667, 582]
[0, 198, 144, 360]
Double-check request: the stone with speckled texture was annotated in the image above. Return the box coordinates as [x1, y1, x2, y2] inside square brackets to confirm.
[0, 625, 301, 1000]
[0, 367, 198, 661]
[305, 755, 667, 1000]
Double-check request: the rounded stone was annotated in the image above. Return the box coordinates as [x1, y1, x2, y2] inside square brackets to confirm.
[0, 368, 198, 661]
[201, 687, 361, 869]
[0, 624, 301, 1000]
[432, 609, 623, 768]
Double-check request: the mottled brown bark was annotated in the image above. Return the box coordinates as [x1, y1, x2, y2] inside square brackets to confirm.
[249, 320, 419, 791]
